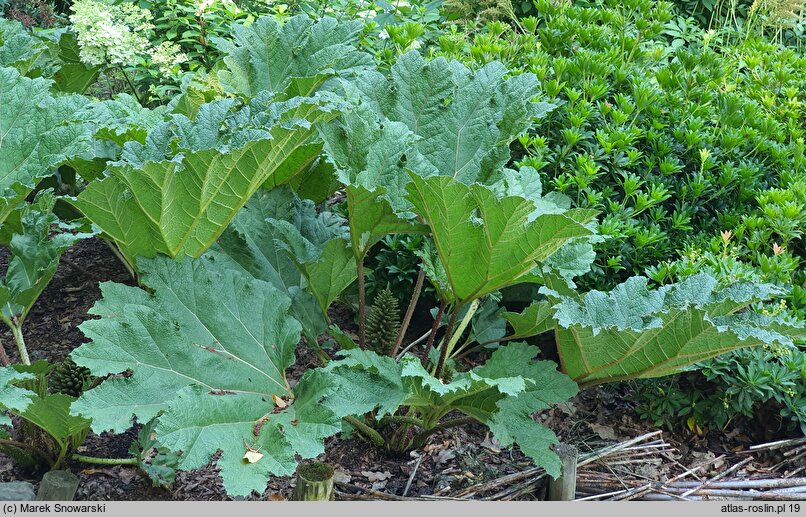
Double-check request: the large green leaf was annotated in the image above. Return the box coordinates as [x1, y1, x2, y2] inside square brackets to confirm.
[543, 274, 806, 387]
[71, 97, 340, 266]
[209, 186, 347, 338]
[72, 257, 341, 496]
[50, 31, 99, 94]
[322, 51, 554, 212]
[322, 348, 407, 419]
[0, 67, 94, 225]
[477, 344, 579, 478]
[406, 175, 596, 303]
[0, 19, 47, 74]
[346, 186, 427, 260]
[155, 370, 339, 496]
[214, 15, 372, 98]
[501, 301, 554, 340]
[320, 102, 416, 214]
[301, 238, 357, 315]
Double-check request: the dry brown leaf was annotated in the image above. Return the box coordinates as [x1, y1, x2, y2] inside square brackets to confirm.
[243, 450, 264, 464]
[333, 470, 352, 484]
[480, 433, 501, 452]
[590, 423, 618, 441]
[361, 470, 392, 482]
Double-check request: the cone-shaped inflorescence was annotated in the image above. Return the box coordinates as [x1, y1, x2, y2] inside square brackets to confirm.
[49, 357, 92, 397]
[366, 286, 400, 355]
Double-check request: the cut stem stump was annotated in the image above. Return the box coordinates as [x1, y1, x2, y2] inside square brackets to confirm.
[547, 443, 578, 501]
[36, 470, 79, 501]
[291, 462, 335, 501]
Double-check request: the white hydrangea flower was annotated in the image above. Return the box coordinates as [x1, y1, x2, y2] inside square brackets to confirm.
[196, 0, 217, 16]
[151, 41, 189, 75]
[196, 0, 236, 16]
[69, 0, 153, 67]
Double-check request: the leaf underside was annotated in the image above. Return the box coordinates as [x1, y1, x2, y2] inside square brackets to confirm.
[544, 274, 806, 387]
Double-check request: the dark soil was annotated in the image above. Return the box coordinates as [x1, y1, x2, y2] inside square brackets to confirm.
[0, 238, 801, 501]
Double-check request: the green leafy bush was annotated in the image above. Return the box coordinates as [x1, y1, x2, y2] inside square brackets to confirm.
[432, 0, 805, 291]
[636, 344, 806, 436]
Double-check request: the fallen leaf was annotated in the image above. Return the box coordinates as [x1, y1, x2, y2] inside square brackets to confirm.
[267, 493, 286, 501]
[272, 394, 287, 409]
[117, 467, 139, 485]
[361, 470, 392, 482]
[480, 433, 501, 453]
[243, 450, 264, 463]
[435, 449, 456, 465]
[333, 470, 352, 484]
[590, 423, 618, 441]
[557, 402, 577, 416]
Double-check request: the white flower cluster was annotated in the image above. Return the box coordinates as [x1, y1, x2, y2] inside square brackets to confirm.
[69, 0, 153, 67]
[70, 0, 187, 73]
[151, 41, 189, 75]
[196, 0, 237, 17]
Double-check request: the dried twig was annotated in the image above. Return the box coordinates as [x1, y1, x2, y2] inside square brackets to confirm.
[455, 431, 666, 499]
[678, 457, 754, 498]
[672, 477, 806, 490]
[748, 438, 806, 452]
[402, 454, 424, 497]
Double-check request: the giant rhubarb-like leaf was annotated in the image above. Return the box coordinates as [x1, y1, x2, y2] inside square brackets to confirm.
[322, 51, 553, 211]
[0, 19, 46, 74]
[406, 175, 596, 303]
[0, 67, 94, 225]
[209, 187, 352, 337]
[214, 15, 372, 98]
[324, 343, 577, 477]
[543, 274, 806, 388]
[72, 96, 339, 267]
[71, 257, 341, 496]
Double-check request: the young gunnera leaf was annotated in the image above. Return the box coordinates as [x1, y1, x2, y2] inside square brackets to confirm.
[209, 186, 352, 337]
[475, 344, 579, 478]
[0, 193, 93, 364]
[71, 257, 341, 496]
[214, 14, 372, 98]
[324, 343, 577, 477]
[71, 95, 341, 268]
[543, 273, 806, 388]
[18, 393, 91, 453]
[406, 175, 596, 303]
